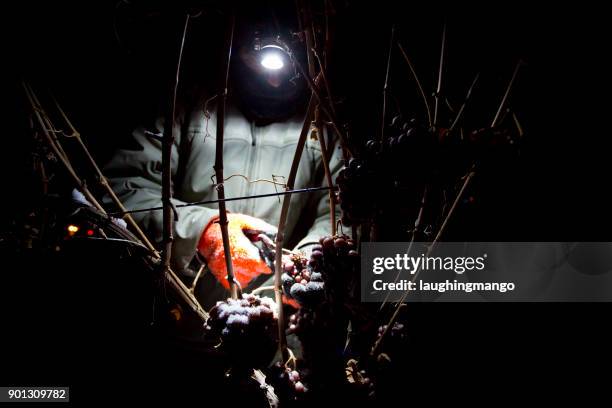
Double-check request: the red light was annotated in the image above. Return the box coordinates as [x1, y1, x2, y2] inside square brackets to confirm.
[86, 229, 95, 236]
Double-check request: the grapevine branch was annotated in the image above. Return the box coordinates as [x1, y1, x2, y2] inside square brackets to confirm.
[303, 0, 337, 236]
[378, 186, 429, 310]
[314, 107, 337, 235]
[49, 93, 158, 254]
[491, 60, 523, 128]
[274, 94, 317, 363]
[397, 43, 432, 128]
[448, 73, 480, 133]
[23, 82, 208, 322]
[312, 48, 336, 117]
[23, 82, 105, 213]
[161, 13, 190, 293]
[214, 11, 239, 299]
[432, 22, 446, 130]
[283, 39, 352, 159]
[380, 25, 396, 141]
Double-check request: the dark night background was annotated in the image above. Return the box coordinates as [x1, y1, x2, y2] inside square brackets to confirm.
[3, 0, 612, 403]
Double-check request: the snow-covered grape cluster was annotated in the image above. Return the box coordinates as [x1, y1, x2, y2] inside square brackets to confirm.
[206, 294, 278, 368]
[282, 253, 325, 307]
[282, 234, 359, 311]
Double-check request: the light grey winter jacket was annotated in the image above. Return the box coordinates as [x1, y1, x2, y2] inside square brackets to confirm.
[104, 103, 342, 278]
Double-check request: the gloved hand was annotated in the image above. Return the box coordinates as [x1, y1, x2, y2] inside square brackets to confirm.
[197, 213, 278, 290]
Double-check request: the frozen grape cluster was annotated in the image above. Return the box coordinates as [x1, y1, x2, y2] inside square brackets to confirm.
[282, 253, 325, 307]
[206, 294, 278, 368]
[282, 234, 360, 306]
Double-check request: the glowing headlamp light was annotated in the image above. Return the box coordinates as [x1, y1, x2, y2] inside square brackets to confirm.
[255, 36, 290, 71]
[260, 44, 286, 70]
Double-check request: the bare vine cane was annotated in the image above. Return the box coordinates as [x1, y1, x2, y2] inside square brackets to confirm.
[164, 266, 210, 321]
[49, 94, 158, 254]
[432, 22, 446, 131]
[323, 0, 334, 69]
[397, 43, 432, 128]
[22, 82, 105, 213]
[371, 60, 524, 356]
[378, 186, 429, 311]
[285, 43, 352, 160]
[312, 48, 337, 119]
[511, 112, 525, 138]
[321, 0, 342, 137]
[370, 165, 475, 356]
[299, 0, 317, 77]
[448, 73, 480, 133]
[311, 47, 340, 236]
[25, 84, 71, 166]
[299, 0, 348, 161]
[491, 60, 523, 128]
[214, 11, 240, 299]
[251, 369, 280, 407]
[380, 25, 396, 142]
[23, 82, 209, 322]
[299, 0, 340, 237]
[135, 11, 210, 321]
[189, 264, 206, 294]
[161, 13, 191, 299]
[314, 106, 337, 235]
[274, 95, 317, 363]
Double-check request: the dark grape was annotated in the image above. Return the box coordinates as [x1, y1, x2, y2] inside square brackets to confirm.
[390, 114, 403, 128]
[322, 236, 335, 250]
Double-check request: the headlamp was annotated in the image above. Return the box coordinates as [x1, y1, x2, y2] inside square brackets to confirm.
[260, 44, 285, 70]
[254, 36, 290, 71]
